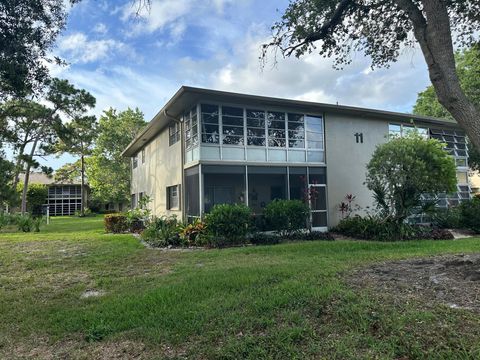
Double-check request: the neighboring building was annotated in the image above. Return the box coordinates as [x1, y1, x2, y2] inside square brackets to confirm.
[122, 87, 470, 230]
[26, 173, 85, 216]
[470, 172, 480, 195]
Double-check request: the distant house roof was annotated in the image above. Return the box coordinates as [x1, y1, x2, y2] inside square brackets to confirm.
[22, 172, 82, 186]
[122, 86, 458, 157]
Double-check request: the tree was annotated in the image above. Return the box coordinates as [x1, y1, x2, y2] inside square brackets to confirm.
[263, 0, 480, 149]
[54, 116, 97, 216]
[0, 151, 15, 210]
[365, 132, 457, 224]
[414, 44, 480, 171]
[86, 108, 146, 207]
[54, 160, 82, 184]
[16, 182, 48, 215]
[0, 0, 79, 100]
[1, 78, 95, 214]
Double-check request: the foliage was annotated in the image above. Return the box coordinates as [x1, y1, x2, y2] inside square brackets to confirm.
[366, 132, 457, 224]
[414, 44, 480, 171]
[0, 0, 79, 100]
[287, 231, 335, 241]
[0, 152, 16, 208]
[179, 219, 208, 246]
[125, 195, 151, 232]
[338, 193, 360, 219]
[86, 108, 146, 205]
[104, 214, 129, 234]
[430, 207, 462, 229]
[54, 160, 82, 184]
[459, 197, 480, 233]
[334, 215, 454, 241]
[204, 204, 252, 246]
[141, 216, 183, 247]
[264, 199, 310, 236]
[16, 182, 47, 214]
[74, 208, 93, 217]
[249, 233, 282, 246]
[14, 213, 42, 233]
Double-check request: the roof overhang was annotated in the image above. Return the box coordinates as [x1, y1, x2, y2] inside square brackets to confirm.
[121, 86, 458, 157]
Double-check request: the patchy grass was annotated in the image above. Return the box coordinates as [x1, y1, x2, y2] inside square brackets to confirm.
[0, 216, 480, 359]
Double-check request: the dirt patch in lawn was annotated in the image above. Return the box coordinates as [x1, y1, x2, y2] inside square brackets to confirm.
[348, 253, 480, 312]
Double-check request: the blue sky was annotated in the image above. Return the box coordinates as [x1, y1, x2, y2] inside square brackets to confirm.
[40, 0, 431, 169]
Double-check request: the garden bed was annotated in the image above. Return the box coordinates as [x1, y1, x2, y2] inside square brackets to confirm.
[348, 253, 480, 312]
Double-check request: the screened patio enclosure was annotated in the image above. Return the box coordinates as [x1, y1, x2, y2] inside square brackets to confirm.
[184, 165, 328, 230]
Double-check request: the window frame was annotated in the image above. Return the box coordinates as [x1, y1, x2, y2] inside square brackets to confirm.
[167, 185, 180, 210]
[169, 121, 181, 146]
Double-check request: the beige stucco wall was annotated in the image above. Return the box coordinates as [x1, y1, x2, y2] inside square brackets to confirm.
[130, 126, 183, 218]
[325, 113, 390, 227]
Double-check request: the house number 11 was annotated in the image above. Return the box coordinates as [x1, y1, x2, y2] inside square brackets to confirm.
[354, 132, 364, 143]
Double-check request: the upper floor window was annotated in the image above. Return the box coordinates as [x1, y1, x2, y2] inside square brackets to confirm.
[132, 155, 138, 169]
[185, 106, 198, 150]
[288, 113, 305, 148]
[201, 104, 219, 144]
[306, 115, 324, 149]
[246, 109, 266, 146]
[141, 149, 145, 164]
[267, 111, 286, 147]
[169, 122, 181, 146]
[222, 106, 244, 145]
[389, 123, 428, 138]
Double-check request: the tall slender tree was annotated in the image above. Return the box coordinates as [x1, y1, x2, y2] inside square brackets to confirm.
[53, 116, 98, 216]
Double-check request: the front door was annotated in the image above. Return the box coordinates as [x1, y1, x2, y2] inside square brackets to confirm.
[309, 184, 328, 231]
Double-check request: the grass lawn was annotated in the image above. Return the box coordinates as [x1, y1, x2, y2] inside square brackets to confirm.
[1, 216, 480, 359]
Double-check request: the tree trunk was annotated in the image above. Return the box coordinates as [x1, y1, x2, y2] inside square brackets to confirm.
[81, 154, 85, 216]
[12, 141, 27, 195]
[21, 139, 39, 214]
[396, 0, 480, 148]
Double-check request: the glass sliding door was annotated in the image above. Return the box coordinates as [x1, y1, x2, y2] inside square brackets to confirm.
[308, 167, 327, 229]
[185, 166, 200, 223]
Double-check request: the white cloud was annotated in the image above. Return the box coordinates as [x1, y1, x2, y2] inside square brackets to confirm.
[56, 32, 134, 64]
[93, 22, 108, 34]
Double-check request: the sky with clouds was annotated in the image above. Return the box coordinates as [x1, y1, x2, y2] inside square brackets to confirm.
[42, 0, 432, 169]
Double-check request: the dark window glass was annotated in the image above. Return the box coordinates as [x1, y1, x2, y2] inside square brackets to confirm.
[201, 104, 219, 144]
[185, 166, 200, 221]
[267, 112, 286, 147]
[203, 165, 246, 213]
[247, 109, 266, 147]
[309, 167, 327, 184]
[169, 122, 181, 146]
[289, 167, 307, 201]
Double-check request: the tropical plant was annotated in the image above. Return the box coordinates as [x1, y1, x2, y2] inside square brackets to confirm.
[205, 204, 252, 245]
[365, 132, 457, 224]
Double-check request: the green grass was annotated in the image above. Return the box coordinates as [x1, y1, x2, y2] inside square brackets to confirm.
[1, 216, 480, 359]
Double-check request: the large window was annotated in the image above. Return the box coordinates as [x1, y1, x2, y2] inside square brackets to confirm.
[267, 111, 286, 147]
[288, 113, 305, 148]
[185, 106, 198, 150]
[305, 115, 324, 162]
[221, 106, 244, 145]
[169, 122, 181, 145]
[203, 165, 246, 212]
[167, 185, 180, 210]
[201, 104, 219, 144]
[246, 109, 266, 146]
[389, 123, 428, 138]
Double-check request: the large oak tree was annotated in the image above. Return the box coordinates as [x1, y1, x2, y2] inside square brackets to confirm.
[263, 0, 480, 148]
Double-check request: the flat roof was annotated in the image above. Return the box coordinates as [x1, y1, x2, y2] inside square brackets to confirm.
[122, 86, 458, 157]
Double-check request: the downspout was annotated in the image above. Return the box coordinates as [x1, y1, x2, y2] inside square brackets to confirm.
[164, 110, 185, 222]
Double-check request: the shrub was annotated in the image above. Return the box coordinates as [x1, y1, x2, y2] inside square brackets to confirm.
[179, 219, 207, 246]
[16, 214, 34, 232]
[459, 197, 480, 233]
[141, 216, 182, 247]
[205, 204, 251, 245]
[366, 132, 457, 224]
[104, 214, 128, 233]
[334, 215, 454, 241]
[264, 199, 309, 236]
[74, 208, 94, 217]
[287, 231, 335, 241]
[249, 233, 281, 245]
[431, 207, 462, 229]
